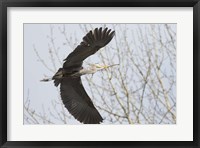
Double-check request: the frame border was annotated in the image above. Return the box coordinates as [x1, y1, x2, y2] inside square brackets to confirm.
[0, 0, 199, 147]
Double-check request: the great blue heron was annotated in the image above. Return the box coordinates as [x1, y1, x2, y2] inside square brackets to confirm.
[41, 27, 115, 124]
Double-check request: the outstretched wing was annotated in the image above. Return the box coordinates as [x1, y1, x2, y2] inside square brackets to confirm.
[63, 27, 115, 68]
[60, 77, 103, 124]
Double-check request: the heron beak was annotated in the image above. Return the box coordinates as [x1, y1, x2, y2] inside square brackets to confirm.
[96, 64, 119, 69]
[95, 64, 106, 69]
[103, 65, 109, 69]
[99, 65, 109, 69]
[105, 64, 119, 68]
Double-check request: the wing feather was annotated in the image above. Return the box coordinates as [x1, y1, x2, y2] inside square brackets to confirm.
[105, 29, 111, 37]
[83, 36, 91, 45]
[102, 28, 108, 39]
[63, 27, 115, 68]
[96, 27, 102, 40]
[60, 77, 103, 124]
[94, 28, 98, 41]
[88, 31, 94, 42]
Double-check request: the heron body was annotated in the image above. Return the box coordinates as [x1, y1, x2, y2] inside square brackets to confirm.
[44, 27, 115, 124]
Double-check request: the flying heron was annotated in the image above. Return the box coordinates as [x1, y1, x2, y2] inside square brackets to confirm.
[41, 27, 116, 124]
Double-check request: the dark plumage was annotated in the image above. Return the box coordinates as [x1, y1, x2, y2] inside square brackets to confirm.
[52, 27, 115, 124]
